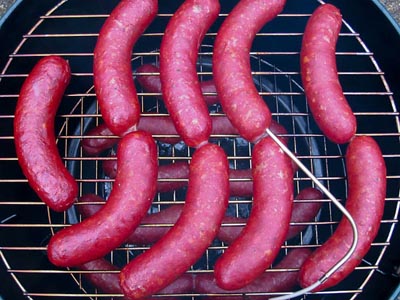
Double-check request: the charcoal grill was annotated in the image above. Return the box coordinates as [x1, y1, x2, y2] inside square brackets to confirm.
[0, 0, 399, 299]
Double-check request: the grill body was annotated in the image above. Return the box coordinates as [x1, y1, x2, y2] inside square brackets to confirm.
[0, 0, 399, 299]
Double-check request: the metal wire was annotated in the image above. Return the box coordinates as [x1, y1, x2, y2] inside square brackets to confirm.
[0, 0, 399, 299]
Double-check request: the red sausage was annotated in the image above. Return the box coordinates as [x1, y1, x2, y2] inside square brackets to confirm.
[82, 123, 118, 156]
[76, 194, 184, 245]
[195, 248, 312, 300]
[79, 259, 126, 297]
[138, 115, 182, 144]
[47, 131, 158, 267]
[82, 116, 287, 156]
[136, 64, 219, 106]
[93, 0, 158, 136]
[299, 136, 386, 291]
[77, 187, 321, 246]
[218, 187, 323, 244]
[120, 143, 229, 299]
[81, 116, 236, 155]
[79, 258, 193, 299]
[228, 168, 253, 198]
[81, 116, 180, 156]
[214, 136, 294, 290]
[103, 160, 190, 192]
[159, 0, 220, 148]
[103, 159, 251, 196]
[213, 0, 286, 142]
[14, 56, 77, 212]
[300, 4, 357, 144]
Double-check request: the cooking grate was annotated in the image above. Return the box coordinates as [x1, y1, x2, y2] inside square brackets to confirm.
[0, 0, 399, 299]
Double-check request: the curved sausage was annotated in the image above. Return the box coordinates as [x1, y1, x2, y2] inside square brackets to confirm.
[79, 258, 193, 299]
[159, 0, 220, 148]
[76, 194, 184, 245]
[136, 64, 219, 106]
[218, 187, 323, 244]
[93, 0, 158, 136]
[300, 4, 357, 144]
[47, 131, 158, 267]
[82, 116, 287, 157]
[82, 123, 118, 156]
[102, 159, 252, 196]
[79, 259, 124, 297]
[214, 136, 294, 290]
[213, 0, 286, 142]
[81, 116, 180, 156]
[120, 143, 229, 299]
[298, 136, 386, 291]
[195, 248, 312, 300]
[103, 160, 190, 192]
[78, 186, 321, 247]
[14, 56, 77, 212]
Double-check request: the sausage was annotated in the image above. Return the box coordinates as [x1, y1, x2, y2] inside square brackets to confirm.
[195, 248, 312, 300]
[212, 0, 286, 142]
[93, 0, 158, 136]
[81, 116, 180, 156]
[300, 4, 357, 144]
[77, 187, 321, 246]
[298, 136, 386, 291]
[103, 135, 293, 196]
[14, 56, 77, 212]
[79, 258, 126, 297]
[159, 0, 220, 148]
[218, 187, 323, 244]
[138, 115, 182, 144]
[228, 168, 253, 198]
[47, 130, 158, 267]
[103, 160, 190, 192]
[136, 64, 219, 106]
[120, 143, 230, 299]
[79, 258, 194, 299]
[214, 136, 293, 290]
[76, 194, 185, 246]
[81, 116, 236, 155]
[102, 159, 251, 196]
[82, 116, 287, 156]
[82, 123, 118, 156]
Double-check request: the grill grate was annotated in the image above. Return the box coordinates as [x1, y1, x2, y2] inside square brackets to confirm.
[0, 0, 399, 299]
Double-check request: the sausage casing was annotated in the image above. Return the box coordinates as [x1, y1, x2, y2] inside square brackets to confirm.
[14, 56, 77, 212]
[47, 131, 158, 267]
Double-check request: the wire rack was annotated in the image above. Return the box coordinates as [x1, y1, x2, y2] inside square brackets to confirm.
[0, 0, 399, 299]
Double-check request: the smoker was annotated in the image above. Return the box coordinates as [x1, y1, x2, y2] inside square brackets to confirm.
[0, 0, 399, 299]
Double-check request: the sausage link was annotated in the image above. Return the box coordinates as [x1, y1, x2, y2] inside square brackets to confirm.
[47, 131, 158, 267]
[213, 0, 286, 142]
[160, 0, 220, 147]
[102, 159, 252, 196]
[195, 248, 312, 300]
[298, 136, 386, 291]
[82, 116, 180, 156]
[120, 143, 229, 299]
[82, 116, 287, 157]
[76, 194, 184, 246]
[218, 187, 323, 244]
[84, 260, 194, 297]
[80, 258, 194, 299]
[300, 4, 357, 144]
[14, 56, 77, 212]
[214, 136, 294, 290]
[136, 64, 219, 106]
[93, 0, 158, 136]
[102, 160, 189, 191]
[78, 186, 321, 247]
